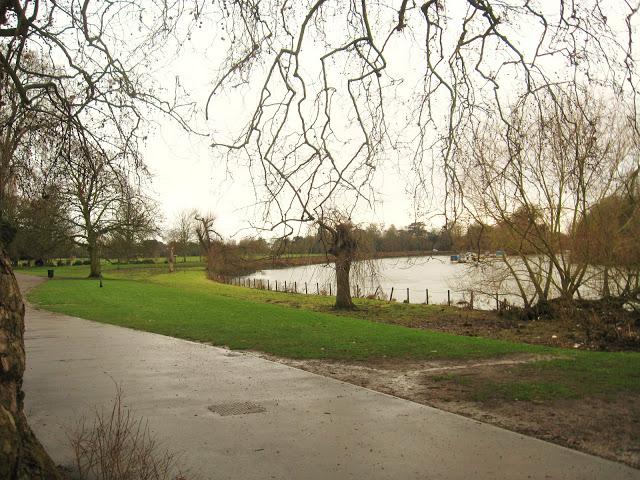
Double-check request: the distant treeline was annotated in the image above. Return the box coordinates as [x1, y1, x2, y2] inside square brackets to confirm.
[264, 222, 456, 255]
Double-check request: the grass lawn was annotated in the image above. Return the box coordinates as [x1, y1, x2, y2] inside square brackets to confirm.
[27, 268, 544, 361]
[25, 265, 640, 402]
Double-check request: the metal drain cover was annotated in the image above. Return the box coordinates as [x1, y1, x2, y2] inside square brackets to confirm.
[208, 401, 266, 416]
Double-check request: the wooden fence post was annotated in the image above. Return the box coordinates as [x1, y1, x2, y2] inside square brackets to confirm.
[389, 287, 394, 301]
[426, 288, 429, 304]
[447, 289, 451, 306]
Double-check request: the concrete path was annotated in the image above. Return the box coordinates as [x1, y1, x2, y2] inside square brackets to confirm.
[20, 274, 640, 480]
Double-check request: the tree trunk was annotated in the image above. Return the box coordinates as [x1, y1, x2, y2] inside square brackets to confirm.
[334, 253, 355, 309]
[602, 266, 610, 297]
[87, 239, 101, 278]
[0, 247, 63, 479]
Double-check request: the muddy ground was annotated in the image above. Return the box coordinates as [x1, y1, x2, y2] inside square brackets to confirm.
[260, 353, 640, 469]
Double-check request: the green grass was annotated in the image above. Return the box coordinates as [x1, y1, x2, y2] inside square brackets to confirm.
[433, 352, 640, 403]
[25, 264, 640, 402]
[16, 259, 204, 279]
[28, 268, 546, 361]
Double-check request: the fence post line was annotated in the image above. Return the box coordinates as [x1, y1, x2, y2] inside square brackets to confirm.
[267, 279, 270, 290]
[316, 282, 320, 295]
[294, 281, 297, 293]
[426, 288, 429, 305]
[496, 293, 499, 311]
[406, 288, 410, 303]
[305, 282, 308, 294]
[284, 281, 287, 292]
[389, 287, 394, 302]
[470, 290, 474, 309]
[275, 280, 278, 291]
[447, 289, 451, 306]
[329, 284, 332, 296]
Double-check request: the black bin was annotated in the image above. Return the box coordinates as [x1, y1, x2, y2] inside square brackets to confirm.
[47, 269, 54, 279]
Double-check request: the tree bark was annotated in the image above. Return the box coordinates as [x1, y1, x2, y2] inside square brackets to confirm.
[334, 253, 355, 309]
[0, 247, 63, 479]
[327, 222, 358, 310]
[87, 238, 101, 278]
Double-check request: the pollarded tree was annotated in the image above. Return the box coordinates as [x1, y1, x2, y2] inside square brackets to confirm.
[315, 211, 378, 309]
[318, 216, 359, 309]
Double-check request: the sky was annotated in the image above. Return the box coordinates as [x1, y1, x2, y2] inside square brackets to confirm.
[140, 14, 431, 239]
[136, 0, 639, 240]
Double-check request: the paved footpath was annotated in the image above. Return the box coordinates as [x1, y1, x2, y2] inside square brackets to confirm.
[20, 275, 640, 480]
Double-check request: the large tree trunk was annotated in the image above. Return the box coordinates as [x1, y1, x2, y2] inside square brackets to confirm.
[334, 253, 355, 309]
[329, 223, 357, 310]
[0, 247, 63, 479]
[87, 238, 101, 278]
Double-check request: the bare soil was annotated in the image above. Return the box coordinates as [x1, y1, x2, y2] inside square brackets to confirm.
[370, 305, 640, 352]
[260, 353, 640, 469]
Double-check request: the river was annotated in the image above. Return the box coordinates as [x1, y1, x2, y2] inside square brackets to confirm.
[239, 255, 508, 308]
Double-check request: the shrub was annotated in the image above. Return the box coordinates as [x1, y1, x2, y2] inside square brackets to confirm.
[68, 387, 187, 480]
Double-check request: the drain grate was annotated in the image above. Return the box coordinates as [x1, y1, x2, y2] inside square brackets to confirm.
[208, 401, 266, 416]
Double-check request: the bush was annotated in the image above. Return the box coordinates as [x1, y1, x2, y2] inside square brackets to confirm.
[128, 258, 155, 265]
[68, 387, 187, 480]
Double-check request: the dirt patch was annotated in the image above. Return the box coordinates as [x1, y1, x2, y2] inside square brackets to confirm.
[373, 306, 639, 352]
[260, 353, 640, 469]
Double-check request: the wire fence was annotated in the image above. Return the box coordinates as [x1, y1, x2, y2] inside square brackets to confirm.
[220, 276, 516, 311]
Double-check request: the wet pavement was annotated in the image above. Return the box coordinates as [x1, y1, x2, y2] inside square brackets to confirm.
[19, 274, 640, 480]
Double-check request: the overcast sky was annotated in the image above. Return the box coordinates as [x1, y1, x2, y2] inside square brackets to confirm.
[137, 1, 638, 240]
[141, 23, 431, 239]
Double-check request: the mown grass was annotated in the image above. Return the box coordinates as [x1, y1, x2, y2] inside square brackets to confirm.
[25, 264, 640, 402]
[27, 269, 545, 361]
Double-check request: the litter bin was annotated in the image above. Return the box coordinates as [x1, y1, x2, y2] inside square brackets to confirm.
[47, 269, 54, 279]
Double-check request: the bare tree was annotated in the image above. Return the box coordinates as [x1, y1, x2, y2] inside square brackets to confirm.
[314, 212, 377, 309]
[107, 183, 160, 263]
[59, 140, 126, 278]
[168, 209, 197, 263]
[458, 88, 637, 309]
[10, 185, 74, 263]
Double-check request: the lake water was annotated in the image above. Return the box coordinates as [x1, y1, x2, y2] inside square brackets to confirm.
[239, 255, 508, 309]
